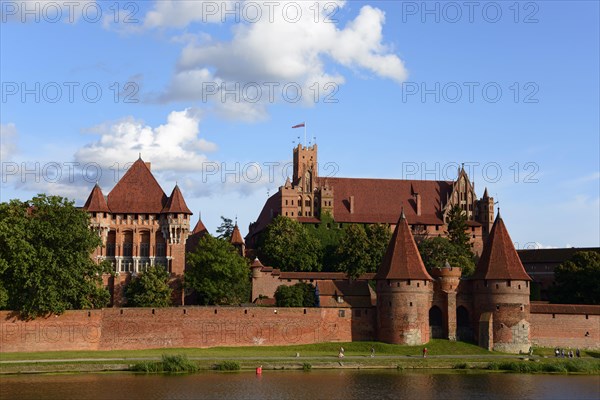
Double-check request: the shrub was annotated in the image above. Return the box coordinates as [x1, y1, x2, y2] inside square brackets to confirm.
[452, 362, 468, 369]
[214, 361, 241, 371]
[302, 363, 312, 371]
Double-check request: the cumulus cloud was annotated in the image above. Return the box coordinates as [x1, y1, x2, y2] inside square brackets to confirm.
[75, 108, 217, 172]
[0, 123, 18, 161]
[149, 1, 407, 120]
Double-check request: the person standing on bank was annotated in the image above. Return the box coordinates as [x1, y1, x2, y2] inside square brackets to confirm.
[370, 346, 375, 357]
[422, 347, 428, 358]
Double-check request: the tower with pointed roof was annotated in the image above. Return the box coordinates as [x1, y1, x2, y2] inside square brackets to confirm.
[230, 224, 245, 257]
[82, 158, 192, 306]
[478, 187, 494, 240]
[471, 211, 532, 353]
[375, 209, 434, 345]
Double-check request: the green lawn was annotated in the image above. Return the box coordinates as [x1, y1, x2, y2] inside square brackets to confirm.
[0, 340, 492, 361]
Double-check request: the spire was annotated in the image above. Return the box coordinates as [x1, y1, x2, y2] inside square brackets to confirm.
[83, 183, 110, 213]
[230, 224, 244, 245]
[375, 209, 433, 281]
[472, 214, 531, 281]
[191, 216, 208, 235]
[250, 257, 264, 268]
[162, 185, 192, 214]
[483, 187, 489, 199]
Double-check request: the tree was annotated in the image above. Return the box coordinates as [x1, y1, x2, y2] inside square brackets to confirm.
[185, 234, 250, 305]
[549, 251, 600, 305]
[257, 216, 321, 271]
[125, 266, 173, 307]
[446, 205, 471, 252]
[216, 216, 235, 240]
[306, 212, 344, 272]
[335, 223, 392, 279]
[418, 237, 476, 277]
[336, 224, 372, 279]
[0, 195, 110, 318]
[274, 282, 316, 307]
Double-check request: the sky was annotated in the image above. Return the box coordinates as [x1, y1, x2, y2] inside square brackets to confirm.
[1, 0, 599, 249]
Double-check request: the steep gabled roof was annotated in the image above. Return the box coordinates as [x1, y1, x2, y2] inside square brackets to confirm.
[375, 210, 433, 281]
[321, 177, 453, 225]
[107, 159, 168, 214]
[83, 184, 110, 213]
[231, 224, 244, 245]
[191, 216, 208, 235]
[472, 213, 532, 281]
[162, 185, 192, 214]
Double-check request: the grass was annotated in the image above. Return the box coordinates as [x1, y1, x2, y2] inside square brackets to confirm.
[487, 359, 600, 374]
[0, 340, 492, 362]
[130, 354, 199, 373]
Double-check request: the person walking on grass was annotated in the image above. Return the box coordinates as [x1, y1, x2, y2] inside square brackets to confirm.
[370, 346, 375, 358]
[422, 347, 428, 358]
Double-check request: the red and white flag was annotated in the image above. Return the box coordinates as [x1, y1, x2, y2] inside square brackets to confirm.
[292, 123, 305, 128]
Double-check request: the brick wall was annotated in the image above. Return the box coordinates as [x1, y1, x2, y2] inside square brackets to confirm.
[530, 312, 599, 349]
[0, 307, 375, 353]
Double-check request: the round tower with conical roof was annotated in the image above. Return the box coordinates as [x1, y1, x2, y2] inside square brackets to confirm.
[375, 209, 434, 345]
[471, 211, 532, 353]
[430, 261, 462, 340]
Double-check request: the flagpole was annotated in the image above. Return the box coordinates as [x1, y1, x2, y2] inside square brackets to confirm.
[304, 122, 307, 147]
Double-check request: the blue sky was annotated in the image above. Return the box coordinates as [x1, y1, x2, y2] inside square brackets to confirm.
[1, 0, 599, 248]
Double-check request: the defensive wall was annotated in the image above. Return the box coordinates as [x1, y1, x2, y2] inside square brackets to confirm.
[0, 307, 375, 353]
[1, 304, 598, 353]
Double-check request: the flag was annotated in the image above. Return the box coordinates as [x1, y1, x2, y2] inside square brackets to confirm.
[292, 123, 305, 128]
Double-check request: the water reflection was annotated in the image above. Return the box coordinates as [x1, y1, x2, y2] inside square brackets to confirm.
[1, 370, 599, 400]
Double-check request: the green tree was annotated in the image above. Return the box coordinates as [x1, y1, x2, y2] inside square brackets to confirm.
[549, 251, 600, 305]
[365, 223, 392, 271]
[125, 266, 173, 307]
[306, 212, 344, 272]
[216, 216, 235, 240]
[274, 282, 316, 307]
[185, 235, 250, 305]
[446, 205, 471, 252]
[257, 216, 321, 271]
[336, 224, 372, 279]
[0, 195, 110, 318]
[418, 237, 476, 277]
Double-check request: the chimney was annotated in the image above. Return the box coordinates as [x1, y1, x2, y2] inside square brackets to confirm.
[145, 162, 151, 171]
[415, 193, 421, 216]
[349, 196, 355, 214]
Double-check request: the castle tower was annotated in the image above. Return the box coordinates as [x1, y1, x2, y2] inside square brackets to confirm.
[478, 188, 495, 240]
[161, 184, 192, 276]
[319, 181, 334, 219]
[230, 224, 245, 257]
[375, 209, 434, 345]
[471, 211, 532, 353]
[292, 144, 317, 217]
[430, 261, 462, 340]
[83, 183, 111, 260]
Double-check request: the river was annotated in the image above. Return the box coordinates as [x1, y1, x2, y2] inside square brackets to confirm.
[1, 370, 599, 400]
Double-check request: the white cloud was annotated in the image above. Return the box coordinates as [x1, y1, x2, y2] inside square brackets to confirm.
[0, 123, 18, 161]
[75, 108, 217, 172]
[144, 0, 236, 28]
[152, 1, 407, 120]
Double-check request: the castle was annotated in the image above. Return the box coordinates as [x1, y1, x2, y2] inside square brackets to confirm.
[71, 147, 598, 354]
[83, 158, 192, 306]
[247, 144, 495, 255]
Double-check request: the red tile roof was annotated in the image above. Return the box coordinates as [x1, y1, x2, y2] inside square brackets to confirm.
[251, 258, 265, 268]
[320, 177, 453, 224]
[472, 214, 532, 281]
[162, 185, 192, 214]
[107, 159, 168, 214]
[83, 184, 110, 213]
[375, 210, 434, 281]
[231, 224, 244, 245]
[191, 217, 208, 235]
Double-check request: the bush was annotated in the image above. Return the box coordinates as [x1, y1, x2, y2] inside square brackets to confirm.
[214, 361, 241, 371]
[302, 363, 312, 371]
[452, 362, 468, 369]
[130, 354, 198, 373]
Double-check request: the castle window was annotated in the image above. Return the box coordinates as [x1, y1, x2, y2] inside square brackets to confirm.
[397, 282, 400, 287]
[518, 284, 521, 290]
[338, 310, 345, 317]
[285, 200, 288, 205]
[417, 282, 420, 287]
[435, 225, 439, 231]
[407, 280, 411, 285]
[496, 284, 499, 289]
[520, 305, 524, 311]
[586, 314, 589, 319]
[410, 302, 413, 307]
[507, 280, 511, 287]
[496, 305, 500, 310]
[552, 314, 555, 318]
[285, 212, 288, 216]
[291, 212, 294, 216]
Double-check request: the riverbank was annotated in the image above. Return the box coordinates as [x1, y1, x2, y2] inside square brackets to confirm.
[1, 340, 598, 375]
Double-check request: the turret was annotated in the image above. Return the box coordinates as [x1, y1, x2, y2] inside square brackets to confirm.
[375, 209, 434, 345]
[430, 261, 462, 340]
[478, 187, 494, 239]
[230, 224, 245, 257]
[471, 211, 532, 353]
